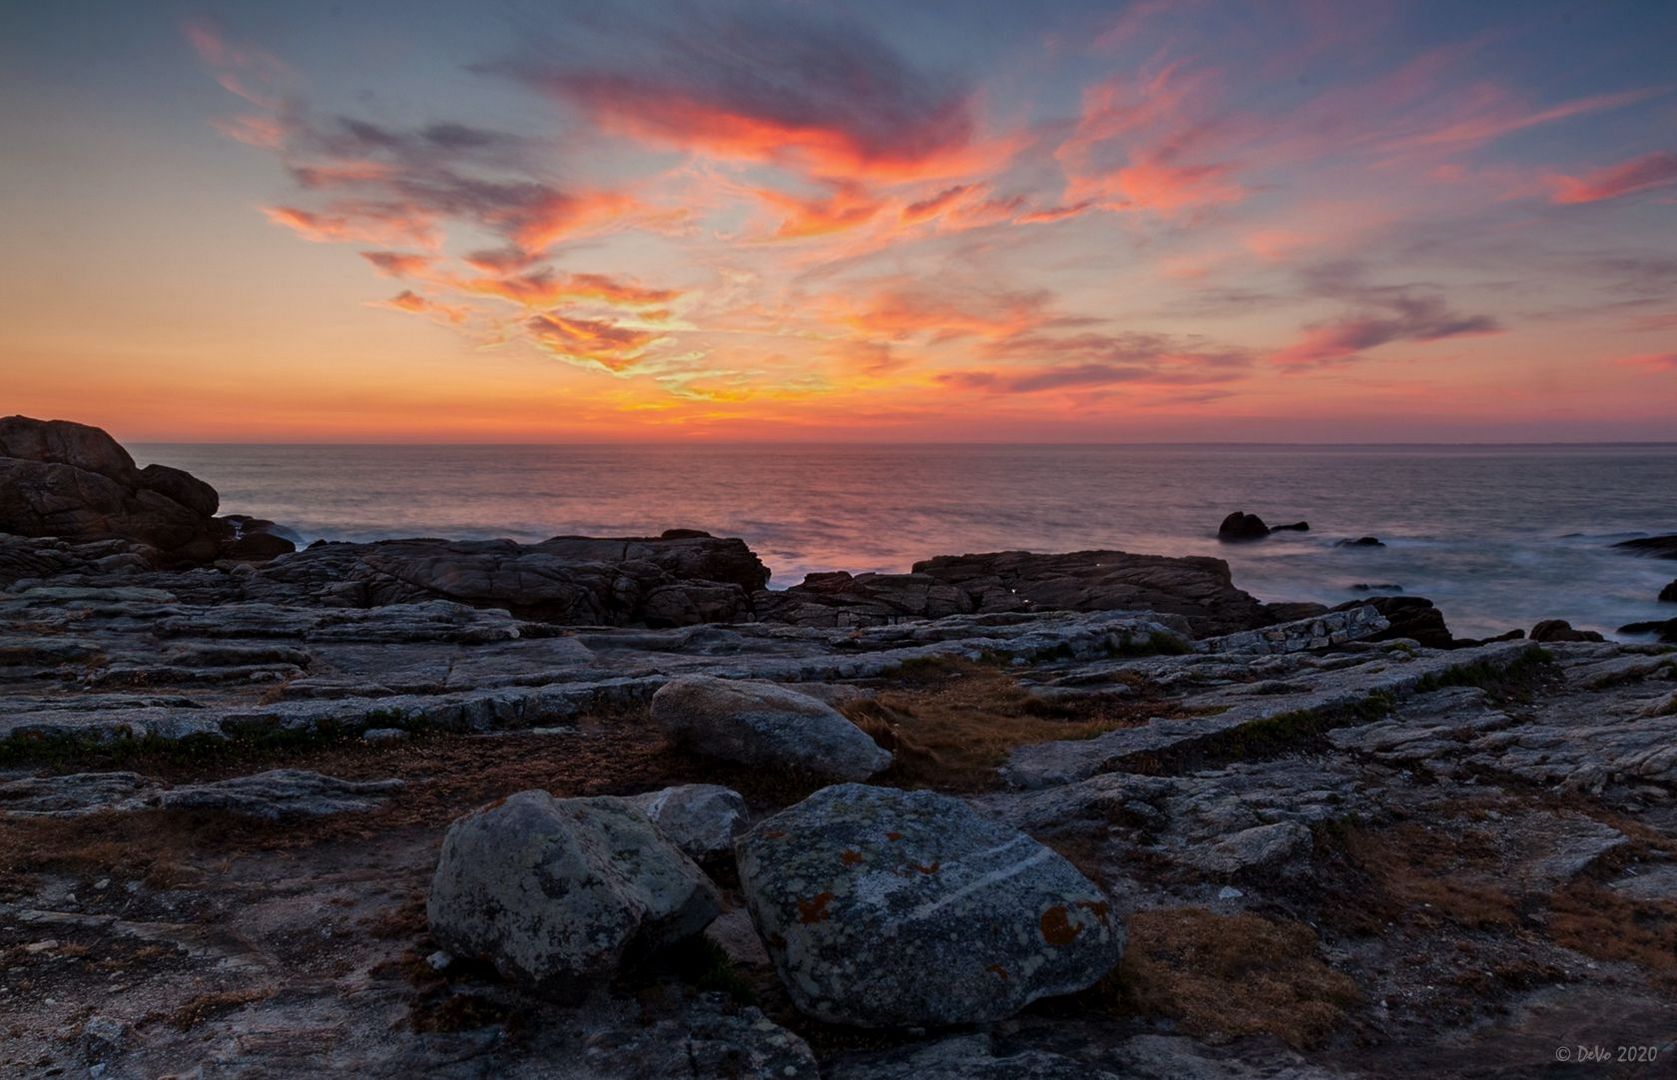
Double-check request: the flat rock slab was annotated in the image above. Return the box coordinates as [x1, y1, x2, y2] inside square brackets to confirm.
[0, 768, 403, 820]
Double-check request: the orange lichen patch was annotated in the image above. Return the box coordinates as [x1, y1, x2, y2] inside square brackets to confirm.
[987, 964, 1010, 982]
[761, 829, 788, 841]
[798, 892, 836, 925]
[1040, 905, 1083, 946]
[1110, 907, 1362, 1049]
[885, 831, 903, 842]
[911, 861, 941, 875]
[840, 850, 864, 866]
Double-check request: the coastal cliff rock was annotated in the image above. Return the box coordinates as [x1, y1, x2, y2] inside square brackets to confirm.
[735, 783, 1123, 1027]
[758, 550, 1272, 637]
[427, 790, 720, 991]
[0, 415, 293, 565]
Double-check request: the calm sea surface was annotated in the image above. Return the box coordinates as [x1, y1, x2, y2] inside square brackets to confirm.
[133, 444, 1677, 639]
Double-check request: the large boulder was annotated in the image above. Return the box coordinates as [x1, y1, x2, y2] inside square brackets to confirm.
[735, 783, 1123, 1027]
[652, 676, 891, 780]
[427, 790, 720, 991]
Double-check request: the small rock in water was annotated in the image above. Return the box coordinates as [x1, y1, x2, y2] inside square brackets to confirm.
[1661, 580, 1677, 602]
[1351, 583, 1403, 592]
[736, 783, 1123, 1027]
[1217, 511, 1270, 542]
[1335, 536, 1385, 548]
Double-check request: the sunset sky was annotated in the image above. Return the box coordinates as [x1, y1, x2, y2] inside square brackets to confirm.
[3, 0, 1675, 442]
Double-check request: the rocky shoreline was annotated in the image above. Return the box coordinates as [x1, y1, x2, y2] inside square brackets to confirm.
[3, 417, 1676, 1077]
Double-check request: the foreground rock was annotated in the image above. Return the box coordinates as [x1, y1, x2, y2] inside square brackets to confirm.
[736, 783, 1123, 1027]
[652, 676, 890, 780]
[0, 415, 293, 565]
[427, 791, 719, 991]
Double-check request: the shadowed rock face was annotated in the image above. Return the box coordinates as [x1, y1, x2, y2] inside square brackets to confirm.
[1614, 534, 1677, 560]
[757, 549, 1271, 637]
[427, 790, 720, 991]
[652, 676, 891, 780]
[0, 415, 294, 564]
[735, 783, 1123, 1027]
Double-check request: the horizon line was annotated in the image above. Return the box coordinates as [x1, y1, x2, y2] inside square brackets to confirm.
[127, 439, 1677, 448]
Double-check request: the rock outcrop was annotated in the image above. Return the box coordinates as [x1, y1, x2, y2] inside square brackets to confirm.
[427, 791, 719, 991]
[758, 549, 1271, 637]
[1619, 617, 1677, 643]
[1529, 619, 1606, 643]
[1333, 595, 1455, 648]
[735, 783, 1123, 1027]
[0, 415, 293, 564]
[651, 676, 891, 780]
[1660, 580, 1677, 602]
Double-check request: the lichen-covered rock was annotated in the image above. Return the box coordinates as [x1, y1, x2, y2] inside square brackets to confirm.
[427, 790, 719, 991]
[735, 783, 1123, 1027]
[652, 676, 890, 780]
[581, 992, 818, 1079]
[625, 784, 748, 861]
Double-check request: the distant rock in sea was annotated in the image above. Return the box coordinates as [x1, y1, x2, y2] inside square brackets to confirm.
[1660, 580, 1677, 602]
[1530, 619, 1605, 643]
[1619, 617, 1677, 643]
[1613, 534, 1677, 559]
[1335, 536, 1385, 548]
[1217, 511, 1271, 541]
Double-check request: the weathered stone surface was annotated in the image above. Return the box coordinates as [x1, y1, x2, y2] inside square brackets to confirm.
[0, 769, 403, 819]
[581, 992, 818, 1079]
[829, 1034, 1119, 1079]
[427, 790, 719, 990]
[624, 783, 748, 861]
[1199, 605, 1388, 655]
[652, 676, 890, 779]
[736, 783, 1123, 1027]
[1002, 640, 1543, 788]
[1332, 594, 1455, 648]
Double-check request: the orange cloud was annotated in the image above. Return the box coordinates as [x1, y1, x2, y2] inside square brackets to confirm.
[752, 181, 887, 239]
[371, 289, 467, 325]
[360, 251, 434, 277]
[465, 268, 682, 308]
[525, 313, 661, 372]
[262, 204, 439, 248]
[1548, 152, 1677, 205]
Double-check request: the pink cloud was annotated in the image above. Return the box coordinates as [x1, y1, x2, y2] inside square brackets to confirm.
[1548, 152, 1677, 205]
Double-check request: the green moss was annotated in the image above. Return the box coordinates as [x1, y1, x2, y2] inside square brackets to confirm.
[1411, 646, 1555, 702]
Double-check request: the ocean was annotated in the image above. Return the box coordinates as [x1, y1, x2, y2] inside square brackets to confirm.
[132, 443, 1677, 640]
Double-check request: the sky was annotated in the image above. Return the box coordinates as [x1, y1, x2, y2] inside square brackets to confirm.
[2, 0, 1675, 443]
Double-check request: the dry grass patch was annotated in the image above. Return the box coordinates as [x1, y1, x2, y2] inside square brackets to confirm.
[1549, 882, 1677, 990]
[1111, 907, 1361, 1049]
[839, 660, 1161, 791]
[1315, 822, 1519, 933]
